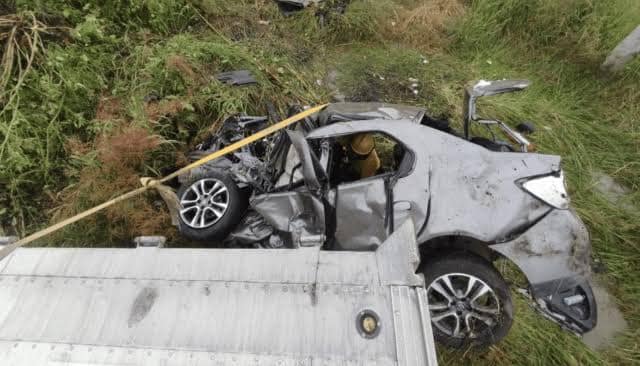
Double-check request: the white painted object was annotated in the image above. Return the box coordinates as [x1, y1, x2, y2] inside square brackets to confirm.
[0, 221, 437, 366]
[602, 26, 640, 73]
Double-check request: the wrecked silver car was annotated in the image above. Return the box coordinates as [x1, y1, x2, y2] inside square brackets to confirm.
[176, 80, 597, 348]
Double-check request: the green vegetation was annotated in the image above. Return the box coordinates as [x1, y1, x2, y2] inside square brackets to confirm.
[1, 0, 638, 364]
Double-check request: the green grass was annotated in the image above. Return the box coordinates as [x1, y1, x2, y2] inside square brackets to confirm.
[1, 0, 639, 364]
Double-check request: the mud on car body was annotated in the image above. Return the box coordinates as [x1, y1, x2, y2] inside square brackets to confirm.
[177, 80, 597, 348]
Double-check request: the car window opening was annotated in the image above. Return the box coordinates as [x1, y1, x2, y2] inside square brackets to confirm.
[322, 132, 407, 186]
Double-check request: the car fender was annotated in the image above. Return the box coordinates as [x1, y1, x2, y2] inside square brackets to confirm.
[491, 209, 597, 333]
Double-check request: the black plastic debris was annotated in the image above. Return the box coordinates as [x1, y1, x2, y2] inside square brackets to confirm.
[274, 0, 321, 14]
[516, 121, 536, 134]
[215, 70, 257, 86]
[143, 92, 161, 103]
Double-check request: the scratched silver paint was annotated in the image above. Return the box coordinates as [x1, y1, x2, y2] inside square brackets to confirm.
[491, 209, 591, 284]
[331, 178, 388, 250]
[252, 190, 326, 246]
[307, 119, 557, 243]
[306, 116, 595, 332]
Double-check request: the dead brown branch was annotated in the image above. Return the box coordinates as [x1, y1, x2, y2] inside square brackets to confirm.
[0, 12, 70, 101]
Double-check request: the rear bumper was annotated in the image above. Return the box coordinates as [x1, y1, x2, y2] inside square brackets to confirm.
[491, 209, 597, 333]
[531, 276, 597, 333]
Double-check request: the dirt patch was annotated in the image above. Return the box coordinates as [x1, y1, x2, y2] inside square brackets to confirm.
[174, 151, 190, 167]
[592, 171, 635, 211]
[144, 99, 185, 121]
[582, 279, 628, 349]
[95, 95, 124, 121]
[166, 54, 198, 81]
[389, 0, 465, 50]
[128, 287, 158, 327]
[96, 126, 161, 169]
[64, 137, 92, 156]
[324, 69, 346, 102]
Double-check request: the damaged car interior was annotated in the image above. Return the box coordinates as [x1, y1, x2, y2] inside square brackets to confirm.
[175, 80, 597, 348]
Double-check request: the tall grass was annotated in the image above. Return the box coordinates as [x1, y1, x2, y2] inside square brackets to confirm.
[447, 1, 640, 364]
[0, 1, 325, 242]
[457, 0, 640, 67]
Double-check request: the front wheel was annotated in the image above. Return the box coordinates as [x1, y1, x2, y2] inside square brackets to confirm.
[421, 252, 513, 349]
[177, 170, 248, 242]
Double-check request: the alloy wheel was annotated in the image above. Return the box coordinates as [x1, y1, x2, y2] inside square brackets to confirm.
[426, 273, 501, 339]
[179, 178, 229, 229]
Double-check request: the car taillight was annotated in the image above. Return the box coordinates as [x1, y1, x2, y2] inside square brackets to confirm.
[520, 170, 569, 209]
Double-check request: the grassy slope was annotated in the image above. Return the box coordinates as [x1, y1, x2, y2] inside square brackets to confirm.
[1, 0, 639, 364]
[449, 2, 640, 363]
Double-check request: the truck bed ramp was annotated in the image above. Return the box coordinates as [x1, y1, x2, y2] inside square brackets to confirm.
[0, 221, 437, 365]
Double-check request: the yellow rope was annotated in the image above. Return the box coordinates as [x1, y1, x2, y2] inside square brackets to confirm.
[0, 104, 328, 260]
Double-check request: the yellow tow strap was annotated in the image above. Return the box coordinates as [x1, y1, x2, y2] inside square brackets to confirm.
[0, 104, 328, 260]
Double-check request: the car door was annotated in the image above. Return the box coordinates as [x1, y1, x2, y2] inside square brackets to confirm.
[284, 129, 393, 251]
[306, 120, 433, 245]
[251, 130, 326, 247]
[330, 174, 392, 251]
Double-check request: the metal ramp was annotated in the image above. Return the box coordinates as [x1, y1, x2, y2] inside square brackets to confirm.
[0, 222, 437, 365]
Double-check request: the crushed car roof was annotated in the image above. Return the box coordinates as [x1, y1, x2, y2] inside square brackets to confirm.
[318, 102, 426, 125]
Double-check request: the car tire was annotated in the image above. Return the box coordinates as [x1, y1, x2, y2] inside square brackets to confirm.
[177, 169, 248, 242]
[421, 252, 513, 349]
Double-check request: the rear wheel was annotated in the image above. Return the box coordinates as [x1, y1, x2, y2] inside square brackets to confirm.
[421, 252, 513, 349]
[177, 170, 248, 241]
